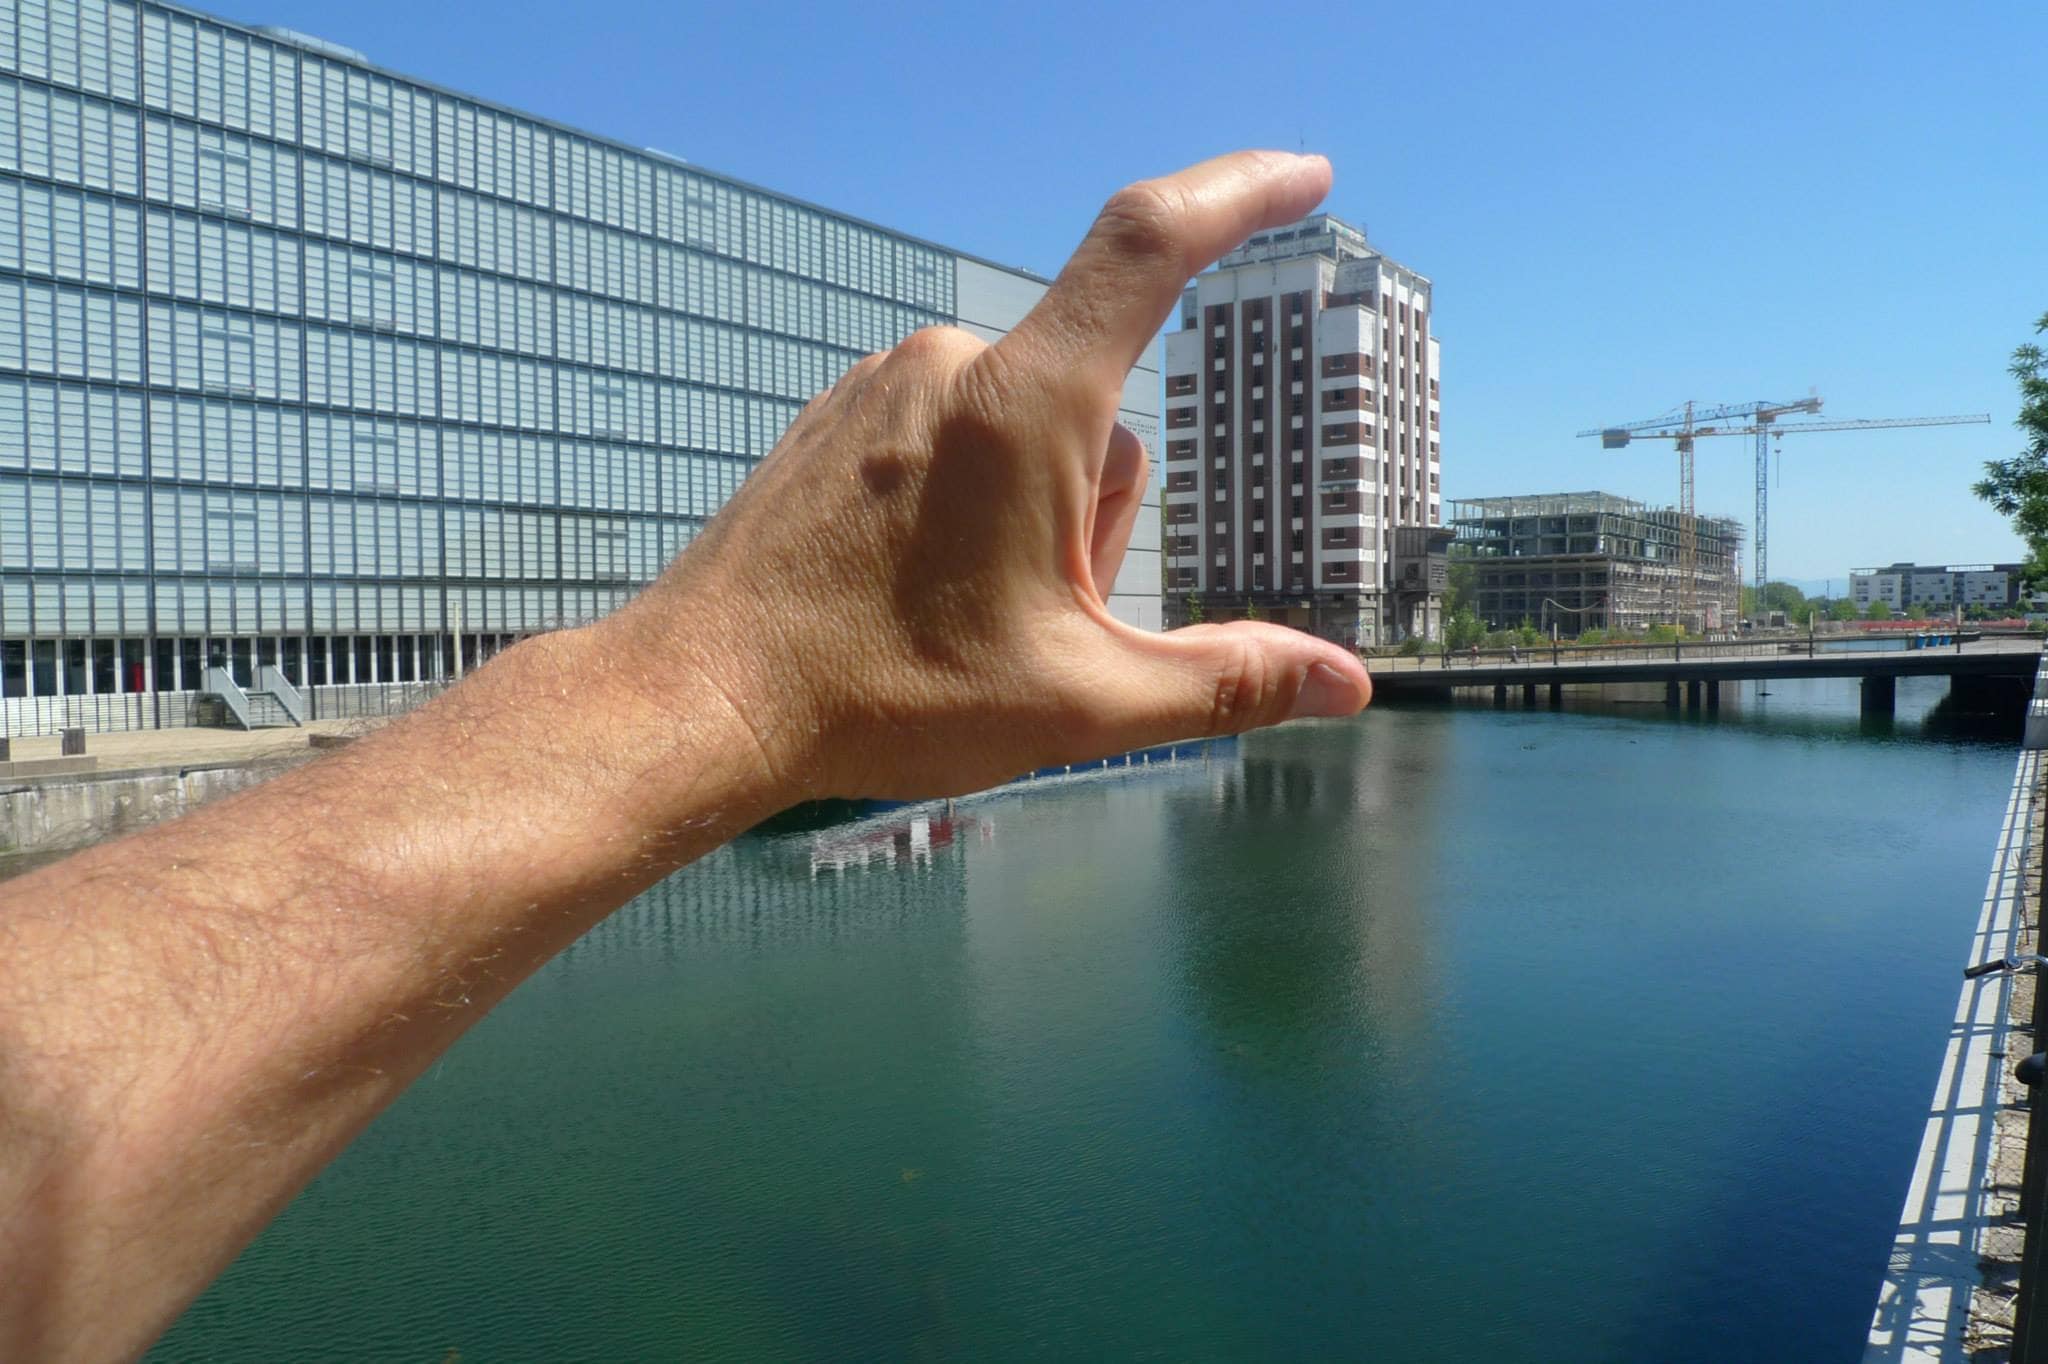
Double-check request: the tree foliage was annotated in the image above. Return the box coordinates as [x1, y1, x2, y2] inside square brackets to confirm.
[1445, 607, 1485, 650]
[1975, 311, 2048, 586]
[1828, 597, 1863, 622]
[1444, 558, 1477, 618]
[1866, 599, 1894, 621]
[1741, 581, 1810, 620]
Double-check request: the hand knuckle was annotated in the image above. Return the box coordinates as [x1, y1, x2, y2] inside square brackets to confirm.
[1096, 182, 1188, 265]
[892, 324, 980, 367]
[1208, 640, 1273, 734]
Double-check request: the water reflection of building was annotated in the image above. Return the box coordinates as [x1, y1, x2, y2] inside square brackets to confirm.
[1166, 716, 1451, 1051]
[808, 812, 987, 877]
[553, 815, 977, 970]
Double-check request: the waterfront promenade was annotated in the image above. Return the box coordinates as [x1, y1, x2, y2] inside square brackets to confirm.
[1865, 651, 2048, 1360]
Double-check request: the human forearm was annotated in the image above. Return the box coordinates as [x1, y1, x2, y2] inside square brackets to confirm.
[0, 613, 780, 1360]
[0, 151, 1370, 1360]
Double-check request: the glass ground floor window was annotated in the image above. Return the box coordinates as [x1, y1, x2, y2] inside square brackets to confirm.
[0, 631, 530, 700]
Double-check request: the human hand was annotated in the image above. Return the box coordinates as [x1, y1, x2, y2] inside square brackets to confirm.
[605, 151, 1372, 804]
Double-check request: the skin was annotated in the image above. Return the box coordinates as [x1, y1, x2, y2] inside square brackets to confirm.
[0, 151, 1372, 1361]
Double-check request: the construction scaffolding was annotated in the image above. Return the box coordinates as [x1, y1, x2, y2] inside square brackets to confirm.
[1447, 492, 1743, 634]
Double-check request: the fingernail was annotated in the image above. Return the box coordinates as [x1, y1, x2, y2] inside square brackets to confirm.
[1290, 662, 1363, 719]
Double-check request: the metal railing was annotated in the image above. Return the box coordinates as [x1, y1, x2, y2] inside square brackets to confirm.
[1, 678, 452, 739]
[256, 665, 305, 725]
[1364, 632, 2007, 674]
[201, 665, 254, 729]
[1963, 934, 2048, 1359]
[304, 679, 448, 722]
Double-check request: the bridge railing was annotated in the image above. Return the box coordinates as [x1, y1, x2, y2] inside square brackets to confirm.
[1363, 633, 1999, 673]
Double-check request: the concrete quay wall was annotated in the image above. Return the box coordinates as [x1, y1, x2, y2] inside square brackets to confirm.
[0, 760, 302, 863]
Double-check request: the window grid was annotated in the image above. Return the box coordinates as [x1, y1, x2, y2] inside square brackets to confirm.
[0, 0, 969, 659]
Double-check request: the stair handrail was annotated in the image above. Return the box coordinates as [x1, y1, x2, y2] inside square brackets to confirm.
[255, 664, 305, 725]
[202, 665, 253, 730]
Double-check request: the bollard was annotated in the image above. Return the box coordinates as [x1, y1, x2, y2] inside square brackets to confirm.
[60, 727, 85, 756]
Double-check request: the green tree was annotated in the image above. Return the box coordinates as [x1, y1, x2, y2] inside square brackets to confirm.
[1444, 557, 1477, 617]
[1644, 623, 1682, 644]
[1906, 603, 1929, 620]
[1828, 597, 1863, 622]
[1866, 599, 1894, 621]
[1243, 601, 1264, 622]
[1445, 607, 1484, 650]
[1975, 310, 2048, 586]
[1742, 581, 1810, 622]
[1183, 593, 1205, 625]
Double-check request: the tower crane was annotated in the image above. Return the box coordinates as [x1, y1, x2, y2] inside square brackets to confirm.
[1578, 398, 1990, 628]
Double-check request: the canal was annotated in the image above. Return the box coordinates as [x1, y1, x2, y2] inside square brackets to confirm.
[153, 676, 2017, 1362]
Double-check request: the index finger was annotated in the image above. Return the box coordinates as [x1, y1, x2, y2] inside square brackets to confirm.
[996, 151, 1333, 399]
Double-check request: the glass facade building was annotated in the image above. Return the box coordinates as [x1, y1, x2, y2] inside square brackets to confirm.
[0, 0, 1157, 734]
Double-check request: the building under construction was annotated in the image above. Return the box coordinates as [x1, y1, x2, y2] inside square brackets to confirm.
[1448, 492, 1743, 634]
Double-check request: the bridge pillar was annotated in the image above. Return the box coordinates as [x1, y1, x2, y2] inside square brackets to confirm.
[1549, 682, 1563, 707]
[1861, 674, 1897, 717]
[1522, 682, 1537, 706]
[1665, 680, 1680, 710]
[1686, 680, 1702, 711]
[1706, 679, 1721, 710]
[1493, 682, 1507, 707]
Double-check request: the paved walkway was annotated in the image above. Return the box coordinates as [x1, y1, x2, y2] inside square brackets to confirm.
[1865, 653, 2047, 1360]
[5, 717, 384, 776]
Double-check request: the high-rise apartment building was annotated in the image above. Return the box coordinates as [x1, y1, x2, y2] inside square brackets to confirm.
[0, 0, 1158, 734]
[1160, 214, 1440, 646]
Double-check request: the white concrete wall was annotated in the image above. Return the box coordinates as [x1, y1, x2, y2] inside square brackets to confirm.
[953, 258, 1162, 631]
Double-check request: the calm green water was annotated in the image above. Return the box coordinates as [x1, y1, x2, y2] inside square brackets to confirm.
[156, 678, 2016, 1362]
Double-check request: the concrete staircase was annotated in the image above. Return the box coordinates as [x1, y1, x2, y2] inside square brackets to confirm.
[200, 665, 305, 730]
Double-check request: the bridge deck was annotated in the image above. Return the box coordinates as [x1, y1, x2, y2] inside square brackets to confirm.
[1368, 639, 2042, 695]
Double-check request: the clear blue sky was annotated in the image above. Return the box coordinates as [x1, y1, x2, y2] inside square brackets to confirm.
[234, 0, 2048, 588]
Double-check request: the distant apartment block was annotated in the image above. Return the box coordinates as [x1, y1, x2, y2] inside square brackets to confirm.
[1159, 215, 1441, 646]
[0, 0, 1158, 735]
[1850, 563, 2021, 612]
[1448, 492, 1742, 634]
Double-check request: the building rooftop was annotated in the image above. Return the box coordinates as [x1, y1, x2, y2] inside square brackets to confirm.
[1451, 491, 1647, 519]
[1213, 213, 1430, 282]
[1449, 491, 1738, 527]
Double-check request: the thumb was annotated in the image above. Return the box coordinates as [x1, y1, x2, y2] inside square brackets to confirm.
[1109, 621, 1372, 745]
